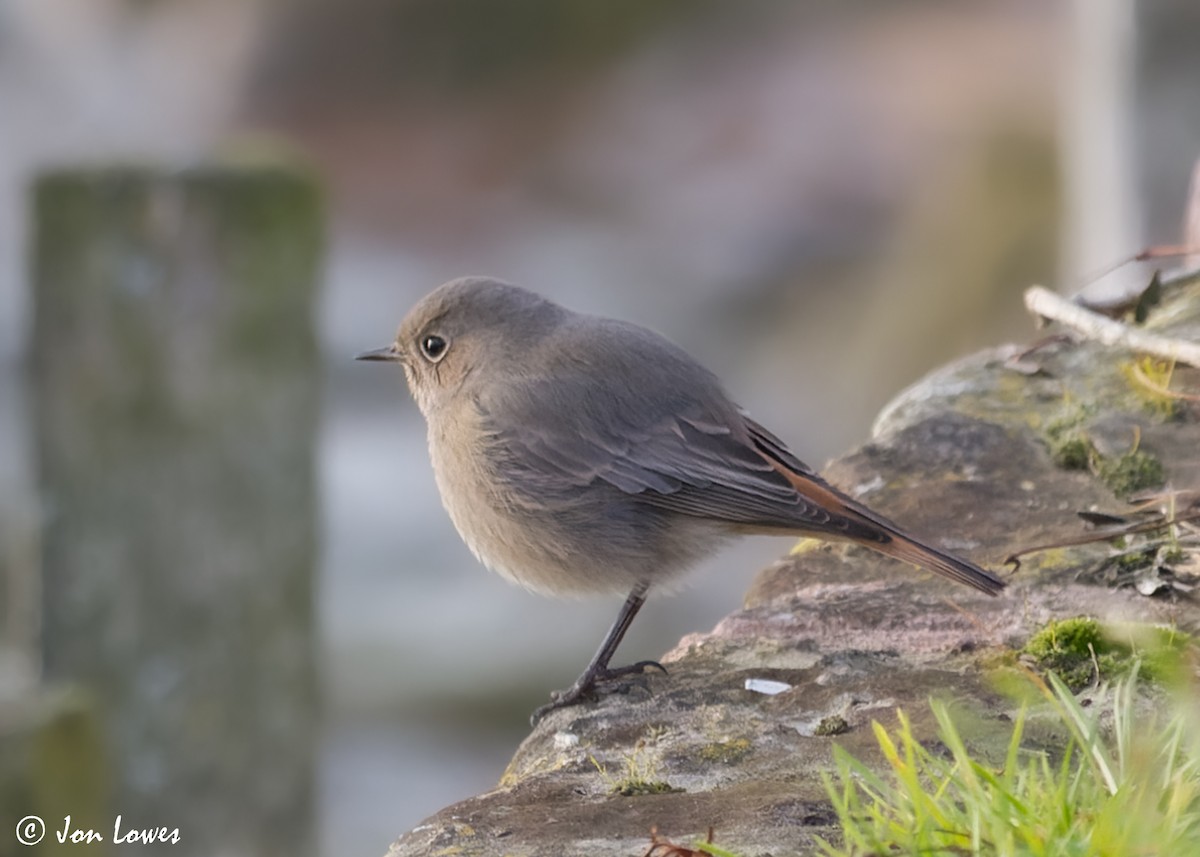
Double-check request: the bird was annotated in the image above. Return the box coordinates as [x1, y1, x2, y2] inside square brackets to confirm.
[357, 276, 1005, 724]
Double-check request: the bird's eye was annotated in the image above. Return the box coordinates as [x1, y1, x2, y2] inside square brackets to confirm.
[420, 334, 449, 363]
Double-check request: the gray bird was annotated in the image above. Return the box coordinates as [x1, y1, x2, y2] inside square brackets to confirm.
[358, 276, 1005, 724]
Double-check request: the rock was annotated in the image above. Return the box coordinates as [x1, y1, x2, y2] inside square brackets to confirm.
[386, 286, 1200, 857]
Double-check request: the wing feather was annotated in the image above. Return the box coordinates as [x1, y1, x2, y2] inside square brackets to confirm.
[477, 364, 878, 539]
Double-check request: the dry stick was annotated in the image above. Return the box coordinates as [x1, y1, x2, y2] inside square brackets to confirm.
[1075, 248, 1200, 307]
[1003, 508, 1200, 569]
[1079, 246, 1195, 290]
[1023, 285, 1200, 368]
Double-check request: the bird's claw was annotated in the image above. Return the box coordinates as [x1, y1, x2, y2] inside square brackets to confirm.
[530, 660, 669, 726]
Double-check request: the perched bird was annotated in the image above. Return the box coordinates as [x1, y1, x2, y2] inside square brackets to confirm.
[358, 277, 1004, 724]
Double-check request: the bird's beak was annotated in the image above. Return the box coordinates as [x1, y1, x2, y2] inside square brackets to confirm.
[355, 344, 404, 363]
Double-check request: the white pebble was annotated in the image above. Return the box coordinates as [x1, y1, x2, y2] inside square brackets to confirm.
[744, 678, 793, 695]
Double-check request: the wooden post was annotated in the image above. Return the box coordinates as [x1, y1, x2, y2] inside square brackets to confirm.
[30, 165, 321, 856]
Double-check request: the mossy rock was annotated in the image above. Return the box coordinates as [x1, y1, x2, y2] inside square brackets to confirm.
[1021, 617, 1195, 690]
[1095, 449, 1165, 498]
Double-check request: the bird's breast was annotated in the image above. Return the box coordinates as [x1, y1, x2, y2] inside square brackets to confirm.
[423, 410, 720, 597]
[426, 413, 595, 595]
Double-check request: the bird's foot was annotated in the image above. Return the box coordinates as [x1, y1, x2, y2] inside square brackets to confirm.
[530, 659, 667, 726]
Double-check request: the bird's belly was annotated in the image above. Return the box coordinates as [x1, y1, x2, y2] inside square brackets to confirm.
[427, 428, 723, 597]
[427, 429, 597, 595]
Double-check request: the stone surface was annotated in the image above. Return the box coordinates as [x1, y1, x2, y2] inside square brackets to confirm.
[387, 282, 1200, 857]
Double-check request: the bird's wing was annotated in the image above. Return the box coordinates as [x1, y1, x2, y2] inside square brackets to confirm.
[476, 353, 1005, 596]
[476, 368, 887, 543]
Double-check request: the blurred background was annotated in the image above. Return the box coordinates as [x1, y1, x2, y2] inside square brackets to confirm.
[1, 1, 1198, 855]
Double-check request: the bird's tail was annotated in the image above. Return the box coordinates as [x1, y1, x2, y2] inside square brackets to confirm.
[761, 451, 1006, 596]
[869, 527, 1005, 596]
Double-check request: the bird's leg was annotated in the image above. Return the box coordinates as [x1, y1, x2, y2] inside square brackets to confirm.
[530, 581, 666, 725]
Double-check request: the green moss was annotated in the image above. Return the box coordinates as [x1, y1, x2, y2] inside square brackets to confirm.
[1052, 435, 1094, 469]
[1022, 617, 1117, 691]
[1022, 617, 1196, 691]
[814, 715, 850, 737]
[1096, 448, 1165, 498]
[1112, 546, 1158, 572]
[613, 779, 684, 797]
[1024, 617, 1104, 659]
[1040, 398, 1167, 497]
[1042, 405, 1096, 470]
[698, 737, 753, 764]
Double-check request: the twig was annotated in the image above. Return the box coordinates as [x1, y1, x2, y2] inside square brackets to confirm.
[1075, 252, 1200, 312]
[1024, 285, 1200, 367]
[1003, 508, 1200, 569]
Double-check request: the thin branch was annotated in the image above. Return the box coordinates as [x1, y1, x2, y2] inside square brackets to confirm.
[1074, 252, 1200, 311]
[1024, 285, 1200, 367]
[1003, 509, 1200, 569]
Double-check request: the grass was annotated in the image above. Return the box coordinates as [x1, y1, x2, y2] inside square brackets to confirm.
[819, 669, 1200, 856]
[591, 737, 682, 797]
